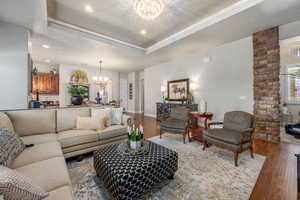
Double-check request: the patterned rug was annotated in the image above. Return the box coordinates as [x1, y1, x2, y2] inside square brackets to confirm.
[67, 134, 265, 200]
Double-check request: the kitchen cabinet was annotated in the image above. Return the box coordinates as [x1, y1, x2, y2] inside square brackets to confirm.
[32, 73, 59, 95]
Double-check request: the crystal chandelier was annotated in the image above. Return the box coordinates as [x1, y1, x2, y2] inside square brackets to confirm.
[93, 60, 110, 88]
[134, 0, 164, 20]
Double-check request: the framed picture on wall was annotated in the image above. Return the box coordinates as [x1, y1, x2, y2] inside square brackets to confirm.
[167, 79, 189, 101]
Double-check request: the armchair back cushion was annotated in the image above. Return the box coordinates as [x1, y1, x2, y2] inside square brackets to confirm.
[56, 108, 90, 132]
[169, 107, 189, 121]
[6, 110, 56, 136]
[223, 111, 253, 131]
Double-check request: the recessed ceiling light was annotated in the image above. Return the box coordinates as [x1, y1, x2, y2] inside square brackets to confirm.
[84, 4, 94, 13]
[42, 44, 49, 49]
[140, 30, 147, 35]
[45, 59, 51, 63]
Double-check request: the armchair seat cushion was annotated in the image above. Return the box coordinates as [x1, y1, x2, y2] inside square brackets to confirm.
[203, 128, 250, 145]
[160, 119, 187, 130]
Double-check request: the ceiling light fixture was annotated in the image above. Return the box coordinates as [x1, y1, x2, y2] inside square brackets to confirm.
[84, 4, 94, 13]
[93, 60, 110, 88]
[134, 0, 164, 20]
[140, 29, 147, 35]
[42, 44, 49, 49]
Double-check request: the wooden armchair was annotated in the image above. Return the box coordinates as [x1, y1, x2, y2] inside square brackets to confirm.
[203, 111, 255, 166]
[159, 106, 191, 144]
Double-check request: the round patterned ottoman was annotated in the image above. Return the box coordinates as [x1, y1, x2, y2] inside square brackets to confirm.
[94, 141, 178, 200]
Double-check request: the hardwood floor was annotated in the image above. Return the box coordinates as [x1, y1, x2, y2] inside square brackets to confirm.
[128, 113, 299, 200]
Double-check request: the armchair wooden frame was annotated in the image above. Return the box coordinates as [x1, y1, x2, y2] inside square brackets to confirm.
[159, 107, 192, 144]
[203, 111, 255, 167]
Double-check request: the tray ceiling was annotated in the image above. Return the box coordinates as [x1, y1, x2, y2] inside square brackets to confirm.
[47, 0, 241, 48]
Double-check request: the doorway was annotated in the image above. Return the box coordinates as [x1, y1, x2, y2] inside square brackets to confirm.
[120, 78, 128, 110]
[140, 78, 144, 113]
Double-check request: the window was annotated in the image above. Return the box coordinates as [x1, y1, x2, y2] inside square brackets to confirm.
[287, 66, 300, 102]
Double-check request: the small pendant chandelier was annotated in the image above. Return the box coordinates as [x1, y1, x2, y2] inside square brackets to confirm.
[93, 60, 110, 88]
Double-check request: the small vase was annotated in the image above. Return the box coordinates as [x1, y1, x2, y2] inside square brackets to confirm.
[130, 141, 137, 149]
[130, 141, 141, 149]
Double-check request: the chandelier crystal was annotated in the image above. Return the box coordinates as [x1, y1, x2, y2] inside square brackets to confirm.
[134, 0, 164, 20]
[93, 60, 110, 88]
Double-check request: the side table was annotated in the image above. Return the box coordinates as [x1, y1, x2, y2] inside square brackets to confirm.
[189, 112, 213, 142]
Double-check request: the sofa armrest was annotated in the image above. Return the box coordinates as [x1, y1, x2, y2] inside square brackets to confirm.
[122, 115, 133, 126]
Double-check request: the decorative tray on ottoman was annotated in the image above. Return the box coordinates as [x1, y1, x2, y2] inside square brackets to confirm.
[116, 140, 150, 156]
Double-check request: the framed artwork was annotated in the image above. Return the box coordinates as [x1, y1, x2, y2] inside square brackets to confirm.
[167, 79, 189, 101]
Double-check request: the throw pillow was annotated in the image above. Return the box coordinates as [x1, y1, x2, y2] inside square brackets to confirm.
[0, 112, 14, 133]
[0, 128, 25, 167]
[91, 108, 112, 126]
[76, 116, 106, 130]
[111, 107, 123, 125]
[0, 165, 49, 200]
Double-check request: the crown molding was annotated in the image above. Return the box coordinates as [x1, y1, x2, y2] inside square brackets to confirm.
[146, 0, 265, 54]
[47, 0, 264, 54]
[48, 18, 146, 52]
[280, 36, 300, 45]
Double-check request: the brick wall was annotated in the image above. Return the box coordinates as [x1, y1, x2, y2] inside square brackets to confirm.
[253, 27, 281, 142]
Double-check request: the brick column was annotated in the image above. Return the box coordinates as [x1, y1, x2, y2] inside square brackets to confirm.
[253, 27, 281, 142]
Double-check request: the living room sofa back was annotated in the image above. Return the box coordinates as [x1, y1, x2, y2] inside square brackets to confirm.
[56, 108, 90, 132]
[4, 107, 130, 158]
[6, 109, 56, 136]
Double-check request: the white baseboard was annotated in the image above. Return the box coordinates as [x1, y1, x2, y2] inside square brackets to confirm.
[126, 110, 144, 114]
[144, 113, 156, 119]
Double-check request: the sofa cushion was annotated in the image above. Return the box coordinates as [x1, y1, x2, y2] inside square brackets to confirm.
[21, 134, 58, 145]
[203, 128, 250, 145]
[0, 112, 14, 132]
[0, 128, 25, 167]
[98, 125, 127, 140]
[0, 165, 49, 200]
[76, 116, 106, 130]
[64, 146, 101, 159]
[111, 107, 123, 125]
[91, 108, 112, 126]
[62, 141, 100, 154]
[45, 186, 73, 200]
[15, 157, 71, 192]
[56, 108, 90, 132]
[99, 134, 127, 145]
[6, 110, 56, 136]
[12, 142, 63, 169]
[58, 129, 99, 148]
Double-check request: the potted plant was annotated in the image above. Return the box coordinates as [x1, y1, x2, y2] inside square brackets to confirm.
[128, 125, 144, 149]
[181, 96, 187, 104]
[164, 97, 170, 103]
[68, 86, 88, 105]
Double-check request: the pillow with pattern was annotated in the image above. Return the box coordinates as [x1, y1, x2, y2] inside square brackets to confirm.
[0, 165, 49, 200]
[0, 112, 14, 132]
[0, 128, 25, 167]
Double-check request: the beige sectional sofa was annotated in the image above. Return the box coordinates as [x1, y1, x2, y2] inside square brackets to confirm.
[2, 107, 132, 200]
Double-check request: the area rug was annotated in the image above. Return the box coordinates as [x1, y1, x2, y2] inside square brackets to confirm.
[67, 134, 265, 200]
